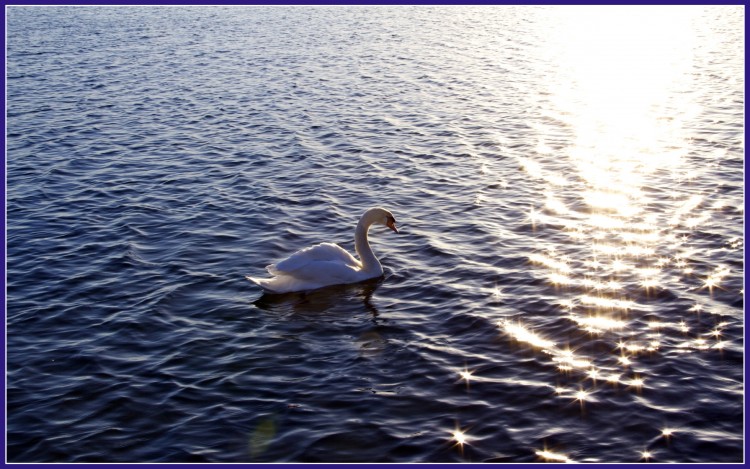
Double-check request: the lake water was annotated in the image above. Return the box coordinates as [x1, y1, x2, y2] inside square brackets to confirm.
[6, 5, 744, 463]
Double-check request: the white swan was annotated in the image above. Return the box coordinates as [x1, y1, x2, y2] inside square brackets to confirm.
[247, 207, 399, 294]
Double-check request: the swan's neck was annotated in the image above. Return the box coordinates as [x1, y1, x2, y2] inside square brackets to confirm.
[355, 217, 383, 275]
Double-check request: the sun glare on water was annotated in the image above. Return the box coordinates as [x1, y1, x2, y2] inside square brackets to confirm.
[512, 6, 731, 365]
[486, 6, 740, 461]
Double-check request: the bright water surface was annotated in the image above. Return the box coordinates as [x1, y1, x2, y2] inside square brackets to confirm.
[6, 6, 744, 463]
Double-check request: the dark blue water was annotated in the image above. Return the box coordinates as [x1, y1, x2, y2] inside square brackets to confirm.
[6, 6, 744, 463]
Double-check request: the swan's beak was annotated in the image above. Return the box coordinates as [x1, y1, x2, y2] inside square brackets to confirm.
[387, 219, 399, 233]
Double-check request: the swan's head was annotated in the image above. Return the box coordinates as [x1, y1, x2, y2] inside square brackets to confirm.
[364, 207, 399, 234]
[385, 213, 399, 233]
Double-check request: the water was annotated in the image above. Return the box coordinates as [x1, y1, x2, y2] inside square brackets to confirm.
[6, 6, 744, 463]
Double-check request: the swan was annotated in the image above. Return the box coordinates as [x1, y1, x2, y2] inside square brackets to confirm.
[246, 207, 399, 294]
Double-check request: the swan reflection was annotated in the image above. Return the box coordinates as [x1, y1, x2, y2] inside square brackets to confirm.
[253, 276, 384, 318]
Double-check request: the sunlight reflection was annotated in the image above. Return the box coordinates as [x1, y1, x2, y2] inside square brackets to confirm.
[527, 206, 544, 227]
[670, 195, 704, 226]
[548, 273, 573, 286]
[451, 427, 469, 452]
[625, 344, 645, 353]
[609, 260, 631, 272]
[579, 295, 636, 311]
[591, 241, 654, 257]
[458, 368, 474, 389]
[569, 314, 627, 333]
[583, 191, 638, 217]
[702, 265, 731, 294]
[545, 193, 571, 215]
[606, 373, 622, 384]
[574, 388, 591, 403]
[505, 7, 738, 428]
[628, 376, 645, 389]
[661, 427, 676, 438]
[585, 277, 611, 290]
[500, 320, 556, 350]
[536, 449, 573, 463]
[519, 157, 569, 187]
[553, 349, 591, 370]
[529, 253, 571, 273]
[637, 268, 661, 278]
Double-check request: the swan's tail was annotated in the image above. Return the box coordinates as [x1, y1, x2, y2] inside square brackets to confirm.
[246, 274, 321, 294]
[246, 275, 281, 294]
[246, 275, 268, 289]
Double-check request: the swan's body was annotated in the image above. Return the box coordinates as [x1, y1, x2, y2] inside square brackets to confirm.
[247, 207, 398, 294]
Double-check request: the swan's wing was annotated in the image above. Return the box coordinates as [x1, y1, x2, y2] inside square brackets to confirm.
[248, 260, 359, 293]
[270, 242, 360, 275]
[288, 259, 363, 283]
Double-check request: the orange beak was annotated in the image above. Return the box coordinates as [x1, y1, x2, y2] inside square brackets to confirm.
[387, 219, 399, 233]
